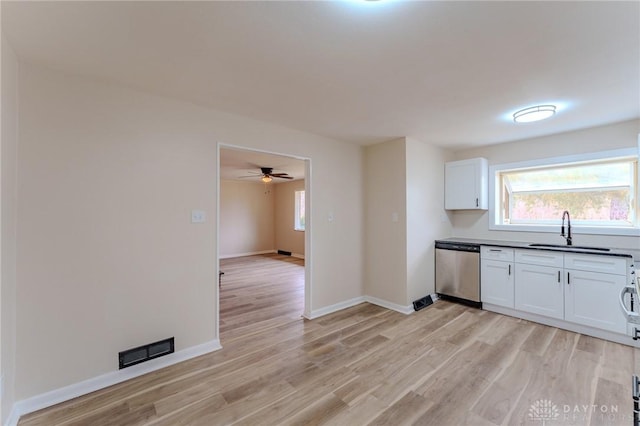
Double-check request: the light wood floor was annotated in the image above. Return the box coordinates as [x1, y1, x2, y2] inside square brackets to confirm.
[19, 253, 640, 425]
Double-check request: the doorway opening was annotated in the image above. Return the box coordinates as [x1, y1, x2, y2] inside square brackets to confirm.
[216, 144, 311, 343]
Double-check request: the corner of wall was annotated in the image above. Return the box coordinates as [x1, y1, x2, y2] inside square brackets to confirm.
[1, 30, 20, 426]
[363, 137, 408, 305]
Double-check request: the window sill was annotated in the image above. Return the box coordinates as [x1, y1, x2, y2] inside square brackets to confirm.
[489, 223, 640, 237]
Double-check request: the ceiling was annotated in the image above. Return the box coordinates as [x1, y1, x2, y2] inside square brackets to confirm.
[220, 147, 305, 182]
[2, 1, 639, 150]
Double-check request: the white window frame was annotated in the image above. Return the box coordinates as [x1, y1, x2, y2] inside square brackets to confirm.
[489, 148, 640, 236]
[294, 190, 305, 231]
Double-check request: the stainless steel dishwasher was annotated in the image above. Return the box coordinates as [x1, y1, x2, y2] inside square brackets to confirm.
[435, 241, 481, 307]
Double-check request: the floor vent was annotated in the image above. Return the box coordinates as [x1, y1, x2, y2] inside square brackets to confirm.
[119, 337, 174, 369]
[413, 295, 433, 312]
[277, 250, 292, 256]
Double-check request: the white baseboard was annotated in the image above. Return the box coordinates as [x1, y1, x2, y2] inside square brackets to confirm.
[365, 296, 414, 315]
[304, 295, 417, 320]
[219, 251, 304, 260]
[4, 292, 427, 425]
[219, 250, 275, 259]
[7, 339, 221, 426]
[6, 405, 20, 426]
[304, 297, 366, 319]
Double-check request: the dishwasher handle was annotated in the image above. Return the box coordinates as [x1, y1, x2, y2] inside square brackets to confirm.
[435, 242, 480, 252]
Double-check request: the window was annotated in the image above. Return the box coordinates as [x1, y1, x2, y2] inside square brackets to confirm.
[490, 149, 639, 235]
[294, 190, 305, 231]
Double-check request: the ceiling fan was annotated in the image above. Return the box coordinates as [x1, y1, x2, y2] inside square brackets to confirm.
[243, 167, 293, 183]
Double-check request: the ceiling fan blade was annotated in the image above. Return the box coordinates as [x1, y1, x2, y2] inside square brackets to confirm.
[270, 173, 290, 177]
[273, 175, 294, 179]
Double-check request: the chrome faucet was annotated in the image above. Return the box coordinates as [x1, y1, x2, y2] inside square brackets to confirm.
[561, 210, 572, 246]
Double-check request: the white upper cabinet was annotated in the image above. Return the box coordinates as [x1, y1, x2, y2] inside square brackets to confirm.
[445, 158, 488, 210]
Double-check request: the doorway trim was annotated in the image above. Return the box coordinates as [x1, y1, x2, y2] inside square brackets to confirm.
[216, 143, 312, 342]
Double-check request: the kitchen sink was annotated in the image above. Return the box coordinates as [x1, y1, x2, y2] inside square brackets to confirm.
[528, 243, 610, 252]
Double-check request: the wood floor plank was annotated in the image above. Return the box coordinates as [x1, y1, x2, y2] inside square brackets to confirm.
[281, 393, 348, 426]
[150, 392, 227, 426]
[589, 378, 631, 426]
[471, 350, 543, 425]
[520, 322, 557, 356]
[231, 367, 357, 426]
[600, 340, 635, 387]
[367, 391, 431, 426]
[577, 334, 606, 357]
[18, 254, 640, 426]
[327, 394, 386, 426]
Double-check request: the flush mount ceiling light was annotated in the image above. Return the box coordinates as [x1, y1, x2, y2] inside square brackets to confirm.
[261, 176, 272, 183]
[513, 105, 557, 123]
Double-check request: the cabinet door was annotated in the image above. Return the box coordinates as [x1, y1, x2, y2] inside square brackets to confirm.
[444, 158, 488, 210]
[564, 269, 627, 333]
[481, 260, 514, 308]
[515, 263, 564, 320]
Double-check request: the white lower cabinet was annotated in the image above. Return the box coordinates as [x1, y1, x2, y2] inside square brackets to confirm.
[564, 268, 627, 333]
[481, 259, 514, 308]
[480, 247, 515, 308]
[514, 263, 564, 320]
[481, 247, 630, 336]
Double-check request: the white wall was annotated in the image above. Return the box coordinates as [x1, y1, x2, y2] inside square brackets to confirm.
[451, 120, 640, 250]
[15, 63, 364, 402]
[405, 138, 452, 302]
[219, 180, 275, 257]
[364, 139, 407, 306]
[219, 179, 305, 259]
[365, 137, 454, 307]
[1, 32, 19, 425]
[274, 180, 305, 257]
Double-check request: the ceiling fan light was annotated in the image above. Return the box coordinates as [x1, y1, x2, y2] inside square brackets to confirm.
[261, 176, 272, 183]
[513, 105, 556, 123]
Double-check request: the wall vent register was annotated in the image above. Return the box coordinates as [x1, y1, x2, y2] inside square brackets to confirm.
[119, 337, 175, 369]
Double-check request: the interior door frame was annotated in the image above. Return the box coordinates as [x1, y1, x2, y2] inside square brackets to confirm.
[216, 142, 312, 342]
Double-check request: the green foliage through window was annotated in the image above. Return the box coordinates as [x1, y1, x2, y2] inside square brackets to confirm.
[499, 158, 637, 227]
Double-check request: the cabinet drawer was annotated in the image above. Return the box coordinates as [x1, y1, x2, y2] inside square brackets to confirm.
[481, 246, 514, 262]
[564, 253, 627, 275]
[515, 249, 563, 268]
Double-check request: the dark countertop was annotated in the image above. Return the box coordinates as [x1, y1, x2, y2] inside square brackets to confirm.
[436, 237, 640, 262]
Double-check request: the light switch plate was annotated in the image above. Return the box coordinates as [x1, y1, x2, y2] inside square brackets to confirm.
[191, 210, 206, 223]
